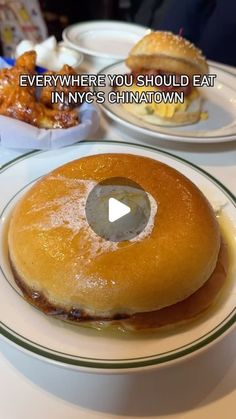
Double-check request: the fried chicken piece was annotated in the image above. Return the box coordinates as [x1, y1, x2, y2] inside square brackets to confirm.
[15, 50, 37, 73]
[0, 51, 36, 98]
[0, 84, 78, 128]
[0, 52, 78, 129]
[41, 64, 88, 110]
[0, 51, 37, 124]
[39, 106, 78, 129]
[0, 85, 42, 126]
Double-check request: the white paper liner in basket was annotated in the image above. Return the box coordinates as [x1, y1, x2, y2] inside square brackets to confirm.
[0, 57, 100, 150]
[0, 103, 100, 149]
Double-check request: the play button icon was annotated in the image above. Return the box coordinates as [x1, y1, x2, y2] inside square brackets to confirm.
[108, 198, 131, 222]
[85, 177, 151, 242]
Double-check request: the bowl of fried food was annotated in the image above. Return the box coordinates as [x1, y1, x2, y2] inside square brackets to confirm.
[0, 51, 99, 149]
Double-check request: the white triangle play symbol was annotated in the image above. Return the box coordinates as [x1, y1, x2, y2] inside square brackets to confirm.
[108, 197, 131, 223]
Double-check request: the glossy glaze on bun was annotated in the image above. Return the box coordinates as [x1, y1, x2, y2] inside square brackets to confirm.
[126, 31, 209, 76]
[8, 154, 224, 329]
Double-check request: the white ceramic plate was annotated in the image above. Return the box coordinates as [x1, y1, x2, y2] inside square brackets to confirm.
[0, 142, 235, 372]
[95, 62, 236, 143]
[63, 21, 149, 60]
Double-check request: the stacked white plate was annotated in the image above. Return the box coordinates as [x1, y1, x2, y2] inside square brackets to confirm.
[63, 20, 149, 69]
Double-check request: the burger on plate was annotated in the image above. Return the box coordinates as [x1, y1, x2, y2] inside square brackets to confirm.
[121, 31, 209, 126]
[8, 154, 228, 331]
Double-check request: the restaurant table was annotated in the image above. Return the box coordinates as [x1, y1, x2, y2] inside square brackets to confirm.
[0, 60, 235, 419]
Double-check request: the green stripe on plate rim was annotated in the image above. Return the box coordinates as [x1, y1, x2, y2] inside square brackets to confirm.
[0, 140, 235, 369]
[95, 62, 236, 140]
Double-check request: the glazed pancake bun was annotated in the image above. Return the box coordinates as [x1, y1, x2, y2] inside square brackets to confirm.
[8, 154, 227, 330]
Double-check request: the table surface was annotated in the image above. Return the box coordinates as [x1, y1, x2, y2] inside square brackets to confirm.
[0, 58, 235, 419]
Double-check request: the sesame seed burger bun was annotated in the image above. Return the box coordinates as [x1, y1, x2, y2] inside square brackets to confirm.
[126, 31, 209, 77]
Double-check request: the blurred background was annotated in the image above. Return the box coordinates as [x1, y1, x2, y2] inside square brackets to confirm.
[0, 0, 235, 65]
